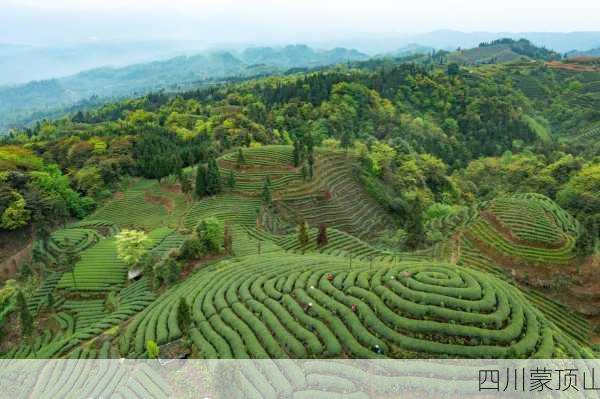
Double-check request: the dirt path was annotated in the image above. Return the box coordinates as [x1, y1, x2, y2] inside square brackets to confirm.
[0, 242, 33, 282]
[450, 232, 462, 264]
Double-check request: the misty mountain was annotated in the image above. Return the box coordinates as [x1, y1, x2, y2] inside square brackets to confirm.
[241, 45, 368, 68]
[0, 40, 205, 86]
[0, 45, 368, 132]
[567, 47, 600, 58]
[314, 30, 600, 55]
[3, 30, 599, 87]
[375, 44, 436, 58]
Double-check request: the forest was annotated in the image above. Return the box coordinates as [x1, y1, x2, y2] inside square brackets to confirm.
[2, 52, 598, 249]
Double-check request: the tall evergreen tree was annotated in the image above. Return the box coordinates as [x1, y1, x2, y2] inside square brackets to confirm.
[177, 297, 191, 334]
[576, 215, 599, 258]
[16, 291, 33, 337]
[292, 140, 302, 167]
[206, 157, 222, 195]
[405, 194, 426, 249]
[236, 148, 246, 167]
[340, 131, 352, 153]
[305, 133, 315, 157]
[227, 170, 236, 189]
[195, 164, 208, 197]
[178, 169, 192, 198]
[60, 237, 81, 289]
[308, 152, 315, 179]
[46, 292, 54, 310]
[262, 176, 272, 205]
[317, 224, 329, 247]
[298, 221, 309, 250]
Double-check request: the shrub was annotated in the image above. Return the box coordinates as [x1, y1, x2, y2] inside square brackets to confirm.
[178, 237, 205, 260]
[115, 229, 150, 270]
[146, 340, 160, 359]
[154, 258, 181, 286]
[105, 291, 119, 313]
[196, 217, 224, 253]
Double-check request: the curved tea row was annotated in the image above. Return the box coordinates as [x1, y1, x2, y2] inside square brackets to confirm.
[119, 253, 591, 359]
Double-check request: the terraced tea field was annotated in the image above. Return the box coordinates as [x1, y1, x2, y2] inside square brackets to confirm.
[278, 151, 396, 240]
[3, 278, 156, 359]
[464, 195, 578, 266]
[1, 146, 595, 362]
[215, 146, 396, 240]
[219, 145, 303, 193]
[119, 253, 591, 359]
[57, 227, 174, 292]
[92, 179, 190, 230]
[184, 194, 262, 229]
[451, 194, 593, 346]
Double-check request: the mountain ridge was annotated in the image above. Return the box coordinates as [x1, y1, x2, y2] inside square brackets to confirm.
[0, 45, 369, 132]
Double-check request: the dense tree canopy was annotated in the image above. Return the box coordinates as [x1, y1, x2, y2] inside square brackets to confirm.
[0, 55, 598, 247]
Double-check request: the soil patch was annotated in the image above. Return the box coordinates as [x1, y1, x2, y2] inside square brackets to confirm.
[547, 60, 600, 72]
[219, 159, 297, 172]
[0, 242, 32, 282]
[466, 232, 600, 333]
[144, 192, 174, 213]
[161, 184, 182, 194]
[0, 313, 22, 353]
[179, 253, 224, 280]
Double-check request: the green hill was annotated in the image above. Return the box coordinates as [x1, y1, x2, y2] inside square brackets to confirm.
[1, 51, 598, 362]
[1, 147, 596, 360]
[448, 38, 561, 65]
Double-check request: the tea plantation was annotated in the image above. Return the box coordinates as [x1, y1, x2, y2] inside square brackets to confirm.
[0, 145, 595, 362]
[119, 253, 591, 359]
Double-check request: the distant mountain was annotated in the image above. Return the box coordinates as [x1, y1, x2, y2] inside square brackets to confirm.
[567, 47, 600, 58]
[0, 45, 368, 132]
[407, 30, 600, 53]
[447, 38, 561, 65]
[241, 44, 368, 68]
[376, 43, 435, 58]
[4, 31, 599, 86]
[313, 30, 600, 55]
[0, 40, 205, 86]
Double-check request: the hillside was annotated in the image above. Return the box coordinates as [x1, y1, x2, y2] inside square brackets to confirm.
[0, 39, 571, 134]
[447, 38, 561, 65]
[0, 45, 368, 132]
[0, 145, 597, 363]
[0, 50, 598, 367]
[447, 194, 597, 338]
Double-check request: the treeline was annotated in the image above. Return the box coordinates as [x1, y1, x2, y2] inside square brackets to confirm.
[0, 56, 598, 251]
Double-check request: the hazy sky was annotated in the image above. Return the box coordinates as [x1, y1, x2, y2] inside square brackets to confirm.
[2, 0, 600, 46]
